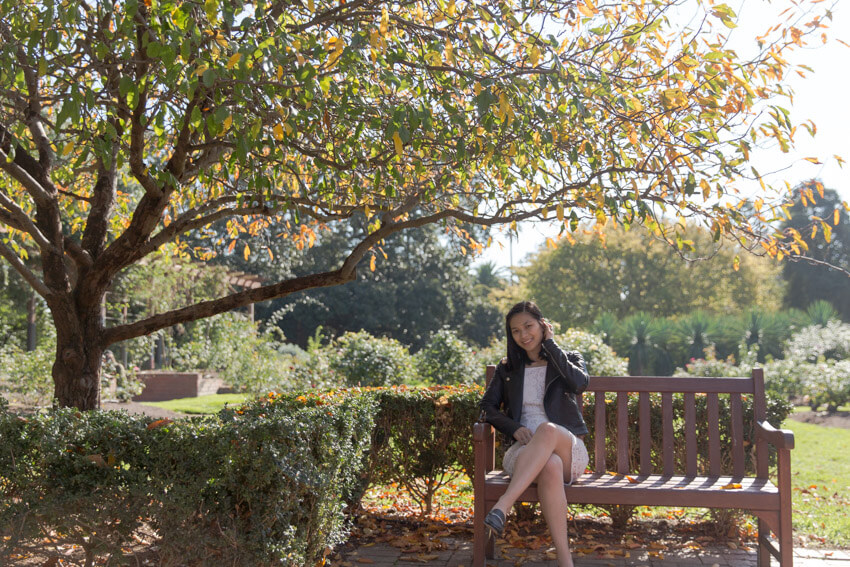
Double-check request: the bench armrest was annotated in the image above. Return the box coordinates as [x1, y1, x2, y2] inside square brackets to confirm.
[473, 421, 492, 442]
[755, 420, 795, 450]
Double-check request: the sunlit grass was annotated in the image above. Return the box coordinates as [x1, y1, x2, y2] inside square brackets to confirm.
[782, 419, 850, 546]
[141, 393, 252, 414]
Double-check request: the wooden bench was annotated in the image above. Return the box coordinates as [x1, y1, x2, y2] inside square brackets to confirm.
[472, 367, 795, 566]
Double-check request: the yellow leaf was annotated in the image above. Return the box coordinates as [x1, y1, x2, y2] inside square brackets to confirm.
[803, 157, 821, 164]
[447, 0, 456, 17]
[226, 52, 242, 69]
[380, 6, 389, 35]
[61, 142, 74, 156]
[556, 203, 564, 221]
[754, 197, 763, 212]
[243, 244, 251, 260]
[392, 131, 403, 158]
[222, 114, 233, 132]
[823, 223, 832, 243]
[721, 482, 742, 490]
[369, 255, 376, 272]
[273, 124, 285, 140]
[835, 208, 840, 225]
[578, 0, 597, 17]
[276, 65, 284, 80]
[733, 255, 740, 272]
[308, 0, 314, 11]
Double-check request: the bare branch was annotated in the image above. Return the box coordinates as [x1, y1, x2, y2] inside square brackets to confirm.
[102, 269, 354, 345]
[0, 240, 51, 298]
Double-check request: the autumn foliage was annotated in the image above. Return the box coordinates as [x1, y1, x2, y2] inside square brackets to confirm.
[0, 0, 840, 409]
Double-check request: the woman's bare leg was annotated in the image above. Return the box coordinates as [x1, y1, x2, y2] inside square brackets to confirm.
[491, 423, 574, 514]
[536, 455, 574, 567]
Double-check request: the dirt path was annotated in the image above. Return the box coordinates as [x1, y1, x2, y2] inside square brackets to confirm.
[788, 410, 850, 429]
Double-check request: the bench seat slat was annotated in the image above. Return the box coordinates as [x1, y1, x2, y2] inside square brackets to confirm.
[482, 472, 780, 510]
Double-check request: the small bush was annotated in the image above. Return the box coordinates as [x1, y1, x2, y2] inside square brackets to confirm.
[364, 385, 481, 514]
[329, 331, 413, 387]
[785, 321, 850, 363]
[555, 328, 628, 376]
[414, 328, 480, 385]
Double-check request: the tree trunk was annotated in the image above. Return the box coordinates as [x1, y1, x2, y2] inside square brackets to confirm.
[51, 301, 105, 411]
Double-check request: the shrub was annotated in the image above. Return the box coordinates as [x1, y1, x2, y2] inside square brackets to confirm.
[803, 359, 850, 411]
[785, 321, 850, 363]
[414, 328, 480, 385]
[363, 385, 481, 514]
[555, 328, 628, 376]
[328, 331, 413, 387]
[0, 341, 54, 406]
[0, 393, 375, 566]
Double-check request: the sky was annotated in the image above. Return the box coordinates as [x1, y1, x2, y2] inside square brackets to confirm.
[475, 0, 850, 272]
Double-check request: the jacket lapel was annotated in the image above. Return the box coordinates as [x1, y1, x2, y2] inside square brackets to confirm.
[507, 364, 524, 422]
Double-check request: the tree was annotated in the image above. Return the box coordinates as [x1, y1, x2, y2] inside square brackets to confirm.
[0, 0, 832, 408]
[257, 218, 501, 350]
[781, 183, 850, 320]
[519, 224, 785, 327]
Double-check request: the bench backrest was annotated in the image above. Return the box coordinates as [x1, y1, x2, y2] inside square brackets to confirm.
[485, 366, 770, 479]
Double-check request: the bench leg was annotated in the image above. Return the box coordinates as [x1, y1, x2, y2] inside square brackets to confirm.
[473, 501, 486, 567]
[757, 518, 770, 567]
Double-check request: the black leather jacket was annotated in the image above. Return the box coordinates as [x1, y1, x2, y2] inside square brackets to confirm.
[480, 338, 590, 443]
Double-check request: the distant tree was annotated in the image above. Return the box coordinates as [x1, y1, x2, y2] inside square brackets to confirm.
[520, 225, 785, 328]
[781, 183, 850, 320]
[260, 218, 501, 350]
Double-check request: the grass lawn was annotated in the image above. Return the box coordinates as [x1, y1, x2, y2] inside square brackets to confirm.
[782, 418, 850, 547]
[142, 393, 252, 414]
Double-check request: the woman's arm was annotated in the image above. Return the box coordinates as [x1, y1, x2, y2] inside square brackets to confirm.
[540, 338, 589, 394]
[479, 365, 523, 438]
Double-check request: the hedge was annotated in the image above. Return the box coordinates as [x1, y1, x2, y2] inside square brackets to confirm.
[0, 393, 375, 566]
[0, 380, 793, 563]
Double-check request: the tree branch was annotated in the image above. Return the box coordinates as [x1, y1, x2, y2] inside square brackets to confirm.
[102, 269, 354, 345]
[0, 240, 51, 298]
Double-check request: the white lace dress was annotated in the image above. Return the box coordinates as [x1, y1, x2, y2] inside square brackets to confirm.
[501, 364, 589, 484]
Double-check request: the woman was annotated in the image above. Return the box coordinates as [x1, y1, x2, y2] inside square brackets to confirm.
[479, 301, 590, 567]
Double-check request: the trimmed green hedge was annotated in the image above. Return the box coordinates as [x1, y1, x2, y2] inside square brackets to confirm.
[0, 394, 375, 566]
[0, 382, 792, 563]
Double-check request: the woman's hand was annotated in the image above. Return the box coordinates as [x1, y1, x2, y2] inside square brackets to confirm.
[542, 318, 554, 340]
[513, 426, 533, 445]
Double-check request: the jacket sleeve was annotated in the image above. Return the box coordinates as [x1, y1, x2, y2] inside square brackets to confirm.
[479, 364, 523, 439]
[540, 338, 589, 394]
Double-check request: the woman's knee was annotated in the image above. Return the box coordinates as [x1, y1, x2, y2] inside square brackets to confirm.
[532, 422, 561, 444]
[538, 454, 564, 484]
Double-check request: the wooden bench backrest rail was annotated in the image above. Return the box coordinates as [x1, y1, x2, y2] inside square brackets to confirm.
[484, 366, 770, 479]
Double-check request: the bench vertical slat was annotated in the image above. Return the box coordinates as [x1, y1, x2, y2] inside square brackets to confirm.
[639, 392, 652, 476]
[662, 392, 674, 476]
[684, 392, 697, 477]
[617, 392, 629, 474]
[731, 392, 746, 477]
[707, 393, 721, 476]
[595, 391, 606, 472]
[752, 369, 769, 479]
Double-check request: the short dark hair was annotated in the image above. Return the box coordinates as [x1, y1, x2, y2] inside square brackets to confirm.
[504, 301, 545, 371]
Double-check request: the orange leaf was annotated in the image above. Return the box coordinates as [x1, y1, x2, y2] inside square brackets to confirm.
[721, 482, 742, 490]
[147, 418, 173, 430]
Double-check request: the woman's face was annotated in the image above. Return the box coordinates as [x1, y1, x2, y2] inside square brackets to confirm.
[509, 311, 544, 357]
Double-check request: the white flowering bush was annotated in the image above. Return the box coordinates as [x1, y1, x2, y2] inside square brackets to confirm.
[801, 360, 850, 411]
[785, 321, 850, 363]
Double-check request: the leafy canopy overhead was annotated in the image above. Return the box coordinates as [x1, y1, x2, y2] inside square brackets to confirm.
[0, 0, 838, 343]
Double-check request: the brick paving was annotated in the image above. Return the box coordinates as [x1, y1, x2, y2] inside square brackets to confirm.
[333, 539, 850, 566]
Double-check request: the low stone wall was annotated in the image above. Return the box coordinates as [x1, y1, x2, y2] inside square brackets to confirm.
[132, 371, 224, 402]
